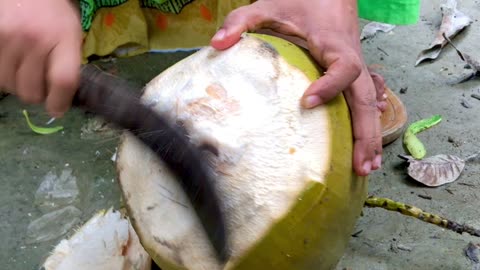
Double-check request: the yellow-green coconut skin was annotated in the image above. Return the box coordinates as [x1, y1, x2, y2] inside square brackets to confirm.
[226, 34, 368, 270]
[117, 33, 368, 270]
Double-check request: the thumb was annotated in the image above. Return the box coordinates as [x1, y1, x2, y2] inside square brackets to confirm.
[211, 3, 270, 50]
[301, 57, 362, 109]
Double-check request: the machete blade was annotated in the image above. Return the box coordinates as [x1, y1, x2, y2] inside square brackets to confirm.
[73, 65, 230, 262]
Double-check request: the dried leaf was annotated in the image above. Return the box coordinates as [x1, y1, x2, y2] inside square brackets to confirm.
[399, 154, 465, 187]
[360, 22, 396, 40]
[443, 33, 480, 84]
[465, 242, 480, 264]
[415, 0, 472, 66]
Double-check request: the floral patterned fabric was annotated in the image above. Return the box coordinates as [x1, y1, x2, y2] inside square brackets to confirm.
[80, 0, 420, 63]
[80, 0, 250, 62]
[80, 0, 196, 31]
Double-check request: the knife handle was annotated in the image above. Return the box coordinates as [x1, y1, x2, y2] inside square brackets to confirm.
[73, 65, 142, 118]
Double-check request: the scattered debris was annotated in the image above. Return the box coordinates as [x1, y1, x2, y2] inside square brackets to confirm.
[458, 182, 476, 187]
[26, 206, 82, 244]
[351, 230, 363, 237]
[465, 152, 480, 163]
[465, 242, 480, 263]
[418, 194, 433, 200]
[111, 147, 118, 162]
[472, 94, 480, 101]
[360, 22, 396, 40]
[448, 136, 463, 147]
[391, 241, 413, 253]
[400, 87, 408, 94]
[399, 154, 465, 187]
[46, 117, 56, 125]
[81, 117, 109, 134]
[80, 116, 119, 140]
[34, 169, 80, 213]
[462, 99, 473, 108]
[396, 243, 413, 252]
[443, 33, 480, 84]
[377, 47, 390, 56]
[415, 0, 472, 66]
[403, 115, 442, 160]
[365, 196, 480, 237]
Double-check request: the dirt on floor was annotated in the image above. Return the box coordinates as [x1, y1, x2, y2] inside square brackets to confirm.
[338, 1, 480, 269]
[1, 0, 480, 269]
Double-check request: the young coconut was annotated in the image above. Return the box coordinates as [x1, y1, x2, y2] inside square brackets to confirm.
[116, 33, 368, 270]
[42, 208, 151, 270]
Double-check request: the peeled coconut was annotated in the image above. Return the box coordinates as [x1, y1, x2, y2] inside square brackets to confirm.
[117, 33, 368, 270]
[42, 208, 151, 270]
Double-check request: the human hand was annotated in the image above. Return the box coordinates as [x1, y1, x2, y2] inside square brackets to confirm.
[0, 0, 83, 117]
[211, 0, 383, 176]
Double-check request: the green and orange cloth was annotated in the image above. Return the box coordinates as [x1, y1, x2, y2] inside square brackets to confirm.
[80, 0, 250, 62]
[80, 0, 197, 31]
[80, 0, 420, 62]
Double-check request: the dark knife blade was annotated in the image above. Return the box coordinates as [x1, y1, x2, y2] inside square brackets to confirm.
[73, 64, 229, 262]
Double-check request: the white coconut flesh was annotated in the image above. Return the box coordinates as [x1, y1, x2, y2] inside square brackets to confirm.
[42, 208, 151, 270]
[117, 34, 365, 270]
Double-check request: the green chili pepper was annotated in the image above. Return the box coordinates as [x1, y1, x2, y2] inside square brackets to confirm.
[403, 115, 442, 159]
[23, 110, 64, 135]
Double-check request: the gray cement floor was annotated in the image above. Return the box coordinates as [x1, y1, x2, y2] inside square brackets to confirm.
[1, 0, 480, 269]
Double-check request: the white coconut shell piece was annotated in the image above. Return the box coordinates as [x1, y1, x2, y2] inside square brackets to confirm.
[401, 154, 465, 187]
[42, 208, 151, 270]
[116, 33, 367, 270]
[360, 22, 396, 40]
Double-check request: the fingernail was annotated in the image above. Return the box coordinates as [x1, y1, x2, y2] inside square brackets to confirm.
[302, 95, 320, 108]
[362, 161, 372, 175]
[212, 29, 226, 41]
[374, 155, 382, 169]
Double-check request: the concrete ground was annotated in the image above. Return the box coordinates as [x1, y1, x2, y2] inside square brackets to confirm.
[1, 0, 480, 269]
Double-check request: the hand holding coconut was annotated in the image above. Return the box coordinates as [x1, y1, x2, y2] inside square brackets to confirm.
[211, 0, 384, 176]
[0, 0, 383, 176]
[0, 0, 83, 118]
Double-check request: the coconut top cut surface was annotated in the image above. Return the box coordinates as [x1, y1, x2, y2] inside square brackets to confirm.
[117, 34, 366, 270]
